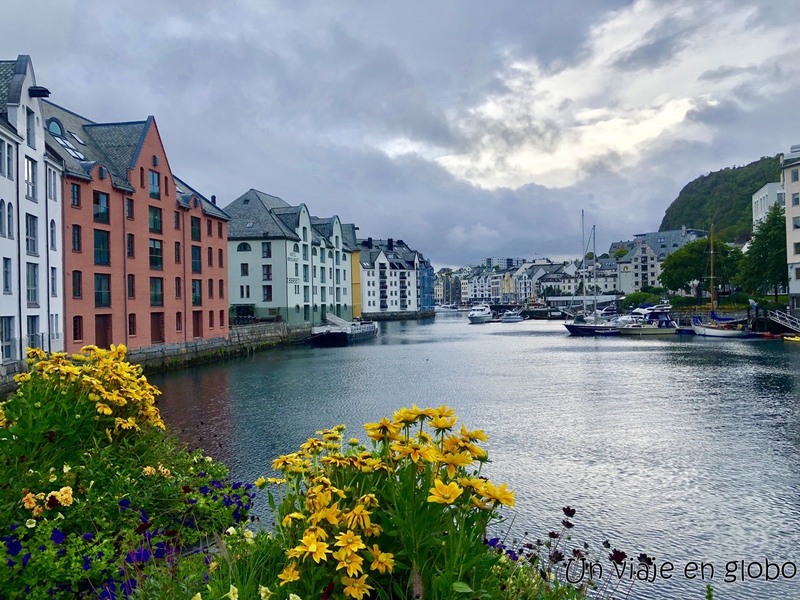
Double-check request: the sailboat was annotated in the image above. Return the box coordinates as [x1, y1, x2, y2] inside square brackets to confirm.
[691, 225, 749, 338]
[564, 217, 618, 336]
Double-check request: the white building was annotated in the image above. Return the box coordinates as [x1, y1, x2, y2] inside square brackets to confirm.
[752, 182, 784, 229]
[1, 55, 64, 383]
[225, 189, 352, 327]
[782, 146, 800, 312]
[616, 228, 705, 294]
[359, 238, 420, 317]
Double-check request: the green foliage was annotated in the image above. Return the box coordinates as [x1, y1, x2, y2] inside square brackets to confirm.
[739, 203, 788, 301]
[0, 348, 251, 599]
[659, 155, 781, 242]
[658, 237, 742, 296]
[622, 292, 661, 309]
[613, 248, 629, 259]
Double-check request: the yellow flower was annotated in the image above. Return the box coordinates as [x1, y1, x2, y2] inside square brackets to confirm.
[368, 544, 395, 574]
[282, 512, 305, 527]
[142, 466, 156, 476]
[392, 407, 419, 425]
[363, 418, 402, 441]
[481, 481, 516, 507]
[222, 585, 239, 600]
[294, 532, 330, 563]
[13, 372, 31, 383]
[427, 479, 463, 504]
[190, 594, 202, 600]
[341, 574, 373, 600]
[348, 437, 361, 446]
[437, 451, 473, 479]
[431, 404, 455, 419]
[257, 586, 273, 600]
[391, 440, 437, 463]
[58, 486, 73, 507]
[335, 530, 366, 555]
[342, 504, 371, 530]
[362, 523, 383, 537]
[288, 595, 302, 600]
[25, 519, 36, 528]
[254, 476, 267, 488]
[430, 415, 458, 431]
[278, 563, 300, 586]
[333, 547, 364, 577]
[459, 424, 488, 442]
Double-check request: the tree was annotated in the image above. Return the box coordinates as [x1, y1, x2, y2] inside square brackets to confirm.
[739, 203, 788, 302]
[613, 248, 629, 259]
[659, 237, 742, 301]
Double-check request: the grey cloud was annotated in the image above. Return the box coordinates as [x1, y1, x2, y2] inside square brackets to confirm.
[612, 16, 697, 72]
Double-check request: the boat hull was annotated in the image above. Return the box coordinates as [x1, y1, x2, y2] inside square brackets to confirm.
[564, 323, 619, 336]
[468, 315, 492, 324]
[617, 325, 676, 336]
[691, 323, 749, 338]
[310, 323, 378, 347]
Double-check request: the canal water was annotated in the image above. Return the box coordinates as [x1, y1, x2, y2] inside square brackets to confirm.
[150, 315, 800, 600]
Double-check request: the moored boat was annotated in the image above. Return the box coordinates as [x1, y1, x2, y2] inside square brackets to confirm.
[310, 315, 378, 347]
[468, 304, 493, 324]
[616, 304, 677, 336]
[499, 309, 526, 323]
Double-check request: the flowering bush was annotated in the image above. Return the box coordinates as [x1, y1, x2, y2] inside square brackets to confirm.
[0, 347, 252, 599]
[259, 405, 516, 599]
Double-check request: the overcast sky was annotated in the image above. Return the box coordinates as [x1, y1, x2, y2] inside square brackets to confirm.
[4, 1, 799, 268]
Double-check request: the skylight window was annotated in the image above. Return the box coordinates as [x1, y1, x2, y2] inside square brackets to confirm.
[246, 222, 254, 228]
[69, 131, 86, 145]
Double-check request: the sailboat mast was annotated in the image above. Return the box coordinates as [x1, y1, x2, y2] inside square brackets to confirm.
[581, 211, 586, 314]
[709, 225, 716, 309]
[592, 224, 597, 313]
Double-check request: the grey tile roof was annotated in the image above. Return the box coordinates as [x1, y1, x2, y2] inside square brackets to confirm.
[340, 224, 358, 251]
[633, 228, 705, 260]
[42, 101, 135, 191]
[83, 119, 148, 174]
[225, 188, 300, 240]
[357, 238, 419, 269]
[0, 60, 15, 115]
[173, 175, 231, 221]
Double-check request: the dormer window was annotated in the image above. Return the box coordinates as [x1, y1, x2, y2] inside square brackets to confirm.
[47, 119, 63, 136]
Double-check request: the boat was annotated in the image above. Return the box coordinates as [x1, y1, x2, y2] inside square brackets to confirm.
[310, 314, 378, 347]
[467, 304, 493, 324]
[499, 309, 526, 323]
[784, 335, 800, 343]
[690, 225, 750, 338]
[616, 304, 677, 336]
[564, 218, 618, 336]
[434, 303, 460, 313]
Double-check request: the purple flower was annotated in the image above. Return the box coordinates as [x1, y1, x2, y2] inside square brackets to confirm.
[3, 537, 22, 556]
[8, 524, 19, 531]
[608, 549, 627, 565]
[139, 509, 148, 524]
[125, 548, 151, 564]
[82, 532, 95, 542]
[6, 558, 15, 567]
[50, 528, 65, 545]
[118, 499, 131, 512]
[21, 552, 31, 568]
[197, 472, 206, 478]
[198, 486, 210, 495]
[562, 506, 576, 518]
[83, 555, 92, 571]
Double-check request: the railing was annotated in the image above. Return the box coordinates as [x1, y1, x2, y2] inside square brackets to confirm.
[767, 310, 800, 333]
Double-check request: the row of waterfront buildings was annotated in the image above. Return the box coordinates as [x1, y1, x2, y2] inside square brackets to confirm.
[0, 55, 434, 377]
[439, 158, 800, 309]
[435, 224, 707, 306]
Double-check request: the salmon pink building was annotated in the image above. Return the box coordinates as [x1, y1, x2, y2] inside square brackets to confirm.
[42, 101, 231, 352]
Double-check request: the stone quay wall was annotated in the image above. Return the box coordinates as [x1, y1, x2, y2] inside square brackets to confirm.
[0, 321, 311, 396]
[363, 310, 435, 321]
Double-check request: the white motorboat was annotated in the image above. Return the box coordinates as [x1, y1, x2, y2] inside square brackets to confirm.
[499, 309, 526, 323]
[468, 304, 493, 324]
[616, 304, 677, 336]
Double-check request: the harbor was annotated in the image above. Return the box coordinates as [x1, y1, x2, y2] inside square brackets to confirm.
[151, 315, 800, 600]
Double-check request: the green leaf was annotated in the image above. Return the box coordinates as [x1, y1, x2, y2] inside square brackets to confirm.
[452, 581, 474, 594]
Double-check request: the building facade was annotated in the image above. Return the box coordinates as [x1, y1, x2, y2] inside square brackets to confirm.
[359, 238, 424, 317]
[752, 182, 784, 230]
[0, 55, 64, 377]
[43, 101, 230, 352]
[226, 189, 352, 327]
[782, 146, 800, 312]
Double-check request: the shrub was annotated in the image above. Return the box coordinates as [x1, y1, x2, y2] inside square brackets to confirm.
[0, 346, 252, 599]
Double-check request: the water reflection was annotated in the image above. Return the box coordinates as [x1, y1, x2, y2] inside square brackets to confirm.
[150, 318, 800, 600]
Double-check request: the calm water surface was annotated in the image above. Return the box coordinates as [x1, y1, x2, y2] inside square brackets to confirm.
[151, 315, 800, 599]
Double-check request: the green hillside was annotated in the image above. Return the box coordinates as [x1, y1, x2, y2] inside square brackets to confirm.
[659, 155, 782, 242]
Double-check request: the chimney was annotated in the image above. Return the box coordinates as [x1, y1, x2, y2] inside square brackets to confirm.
[682, 225, 686, 237]
[388, 238, 393, 250]
[211, 194, 217, 205]
[368, 237, 373, 249]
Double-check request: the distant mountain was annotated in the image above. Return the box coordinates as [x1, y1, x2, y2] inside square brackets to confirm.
[659, 155, 782, 242]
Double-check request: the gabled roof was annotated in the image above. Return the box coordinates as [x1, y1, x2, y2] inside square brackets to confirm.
[340, 223, 358, 252]
[173, 175, 231, 221]
[225, 188, 300, 240]
[42, 100, 135, 191]
[83, 119, 149, 174]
